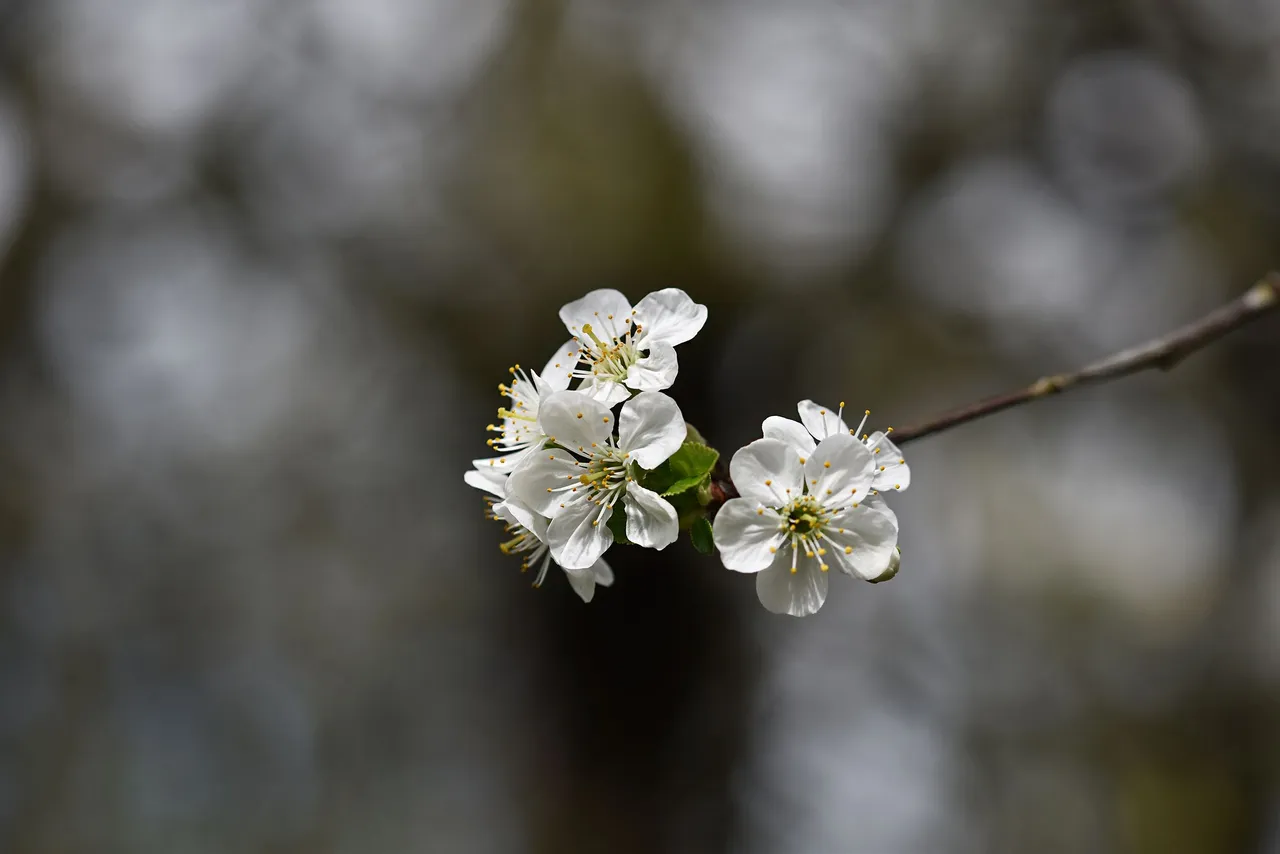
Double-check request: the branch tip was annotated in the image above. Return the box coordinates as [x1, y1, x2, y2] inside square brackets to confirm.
[707, 271, 1280, 514]
[1246, 276, 1278, 309]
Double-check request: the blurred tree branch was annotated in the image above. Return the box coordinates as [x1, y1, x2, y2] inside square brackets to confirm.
[710, 273, 1279, 507]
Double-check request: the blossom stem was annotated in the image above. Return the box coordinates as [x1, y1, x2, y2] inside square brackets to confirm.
[708, 273, 1280, 509]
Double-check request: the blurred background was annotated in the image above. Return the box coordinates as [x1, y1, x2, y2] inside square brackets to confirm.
[1, 0, 1279, 851]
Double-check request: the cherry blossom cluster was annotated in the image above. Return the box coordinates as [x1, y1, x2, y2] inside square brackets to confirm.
[464, 288, 910, 616]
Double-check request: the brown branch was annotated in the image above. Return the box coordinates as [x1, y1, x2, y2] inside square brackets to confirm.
[708, 273, 1280, 510]
[889, 273, 1279, 445]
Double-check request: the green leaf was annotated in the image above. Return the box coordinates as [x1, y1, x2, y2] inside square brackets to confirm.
[659, 442, 720, 497]
[690, 517, 715, 555]
[662, 443, 719, 496]
[684, 422, 709, 446]
[606, 504, 630, 545]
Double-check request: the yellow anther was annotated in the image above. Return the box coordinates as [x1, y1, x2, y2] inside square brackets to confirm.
[851, 488, 858, 494]
[603, 417, 610, 423]
[894, 484, 901, 489]
[591, 519, 599, 527]
[799, 457, 806, 464]
[880, 466, 886, 471]
[805, 551, 813, 558]
[607, 313, 613, 319]
[844, 546, 853, 555]
[820, 564, 829, 572]
[826, 489, 832, 495]
[548, 454, 555, 460]
[819, 410, 826, 415]
[823, 461, 831, 468]
[757, 508, 764, 516]
[818, 548, 826, 555]
[576, 412, 584, 419]
[874, 448, 881, 454]
[769, 547, 777, 554]
[886, 426, 894, 433]
[790, 566, 798, 575]
[764, 479, 772, 486]
[839, 401, 846, 408]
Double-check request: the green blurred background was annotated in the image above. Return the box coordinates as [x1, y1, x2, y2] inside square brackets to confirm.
[1, 1, 1279, 852]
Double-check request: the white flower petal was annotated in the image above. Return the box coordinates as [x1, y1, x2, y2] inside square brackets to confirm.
[537, 340, 580, 394]
[564, 567, 599, 602]
[805, 433, 877, 509]
[797, 399, 849, 441]
[471, 447, 536, 475]
[712, 499, 787, 572]
[464, 468, 508, 498]
[591, 557, 614, 586]
[632, 287, 708, 347]
[559, 289, 633, 340]
[575, 376, 633, 406]
[547, 496, 614, 570]
[825, 497, 899, 580]
[537, 390, 615, 452]
[728, 438, 805, 506]
[625, 340, 679, 391]
[868, 548, 900, 584]
[755, 550, 828, 616]
[761, 416, 816, 459]
[622, 483, 679, 550]
[617, 391, 685, 469]
[493, 495, 548, 541]
[866, 431, 911, 493]
[507, 450, 581, 517]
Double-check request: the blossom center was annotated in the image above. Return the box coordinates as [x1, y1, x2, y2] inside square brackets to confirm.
[488, 500, 553, 586]
[774, 494, 836, 574]
[573, 321, 642, 383]
[580, 450, 629, 494]
[486, 365, 542, 458]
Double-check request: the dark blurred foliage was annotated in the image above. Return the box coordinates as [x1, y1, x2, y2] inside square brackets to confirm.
[1, 1, 1279, 852]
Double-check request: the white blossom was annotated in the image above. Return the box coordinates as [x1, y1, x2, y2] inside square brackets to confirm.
[548, 288, 707, 405]
[713, 436, 899, 616]
[509, 389, 685, 569]
[471, 352, 571, 475]
[463, 466, 614, 602]
[762, 399, 910, 493]
[493, 496, 615, 602]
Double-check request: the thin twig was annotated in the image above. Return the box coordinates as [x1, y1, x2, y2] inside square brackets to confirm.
[709, 273, 1280, 508]
[888, 273, 1279, 445]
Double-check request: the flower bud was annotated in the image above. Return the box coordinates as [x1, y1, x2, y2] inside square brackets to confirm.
[867, 547, 900, 584]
